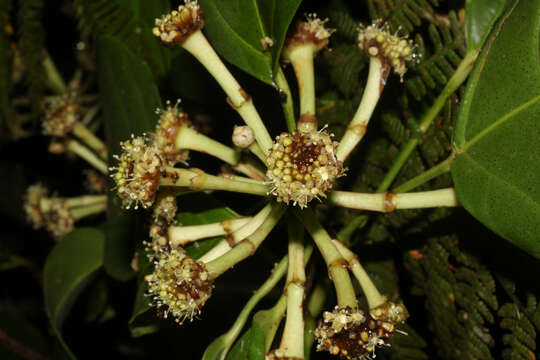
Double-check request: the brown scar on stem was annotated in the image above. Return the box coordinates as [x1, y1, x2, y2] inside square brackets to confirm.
[162, 169, 179, 183]
[383, 192, 397, 212]
[226, 88, 251, 109]
[242, 238, 257, 255]
[298, 113, 317, 127]
[225, 233, 236, 248]
[188, 168, 206, 190]
[348, 123, 367, 137]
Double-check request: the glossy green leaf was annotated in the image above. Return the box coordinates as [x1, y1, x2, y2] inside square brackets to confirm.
[226, 321, 265, 360]
[43, 228, 105, 359]
[452, 0, 540, 258]
[129, 251, 160, 337]
[252, 297, 286, 352]
[465, 0, 508, 52]
[98, 35, 162, 281]
[199, 0, 301, 84]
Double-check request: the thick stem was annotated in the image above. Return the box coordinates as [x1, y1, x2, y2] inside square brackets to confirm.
[168, 217, 252, 248]
[43, 52, 67, 94]
[288, 44, 316, 130]
[176, 125, 240, 165]
[206, 255, 290, 360]
[159, 167, 270, 196]
[279, 220, 306, 359]
[327, 188, 458, 211]
[275, 67, 296, 133]
[64, 195, 107, 208]
[205, 203, 286, 279]
[295, 208, 357, 308]
[376, 50, 478, 192]
[393, 156, 453, 193]
[72, 122, 108, 160]
[336, 57, 385, 162]
[66, 139, 107, 174]
[70, 202, 107, 220]
[199, 203, 273, 263]
[332, 240, 385, 310]
[182, 30, 273, 153]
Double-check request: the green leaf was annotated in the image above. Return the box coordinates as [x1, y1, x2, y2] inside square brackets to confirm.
[452, 0, 540, 258]
[252, 297, 286, 352]
[465, 0, 508, 52]
[79, 0, 171, 77]
[97, 35, 162, 281]
[43, 228, 105, 359]
[129, 251, 160, 337]
[0, 307, 49, 359]
[226, 321, 265, 360]
[199, 0, 300, 84]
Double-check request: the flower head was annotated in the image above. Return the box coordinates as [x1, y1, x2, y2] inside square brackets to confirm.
[23, 184, 75, 239]
[23, 184, 49, 229]
[314, 306, 395, 359]
[110, 135, 163, 209]
[283, 14, 334, 57]
[154, 102, 191, 165]
[152, 1, 204, 45]
[357, 21, 416, 79]
[42, 95, 80, 136]
[145, 248, 213, 323]
[266, 129, 344, 208]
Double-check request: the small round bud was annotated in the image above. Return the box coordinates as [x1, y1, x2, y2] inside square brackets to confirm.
[42, 95, 80, 137]
[266, 129, 344, 208]
[283, 14, 334, 58]
[232, 125, 255, 148]
[152, 1, 204, 46]
[48, 140, 67, 155]
[110, 135, 163, 209]
[145, 248, 213, 323]
[154, 102, 191, 165]
[357, 20, 417, 80]
[315, 306, 397, 359]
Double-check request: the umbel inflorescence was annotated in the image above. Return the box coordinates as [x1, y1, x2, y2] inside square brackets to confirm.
[104, 2, 459, 359]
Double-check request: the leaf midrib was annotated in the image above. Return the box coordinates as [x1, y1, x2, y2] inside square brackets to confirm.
[460, 94, 540, 152]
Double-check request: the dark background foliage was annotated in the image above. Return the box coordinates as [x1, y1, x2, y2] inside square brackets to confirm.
[1, 0, 539, 359]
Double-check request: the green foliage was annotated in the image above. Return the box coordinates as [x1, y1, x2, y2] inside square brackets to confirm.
[367, 0, 440, 34]
[18, 0, 45, 117]
[199, 0, 301, 84]
[43, 228, 105, 359]
[406, 12, 466, 101]
[75, 0, 171, 77]
[226, 321, 265, 360]
[452, 0, 540, 258]
[404, 236, 499, 359]
[97, 35, 162, 281]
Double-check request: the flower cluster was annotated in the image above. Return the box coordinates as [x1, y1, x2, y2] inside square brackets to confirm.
[283, 13, 334, 56]
[110, 135, 163, 209]
[314, 303, 407, 359]
[357, 21, 416, 78]
[42, 95, 79, 137]
[23, 184, 75, 239]
[266, 129, 344, 208]
[153, 103, 191, 165]
[145, 248, 213, 324]
[152, 1, 204, 45]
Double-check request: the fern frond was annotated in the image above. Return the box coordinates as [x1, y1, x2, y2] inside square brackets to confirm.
[0, 0, 13, 132]
[367, 0, 440, 34]
[404, 237, 499, 359]
[18, 0, 45, 117]
[499, 302, 537, 360]
[322, 43, 367, 97]
[328, 9, 359, 41]
[406, 12, 466, 101]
